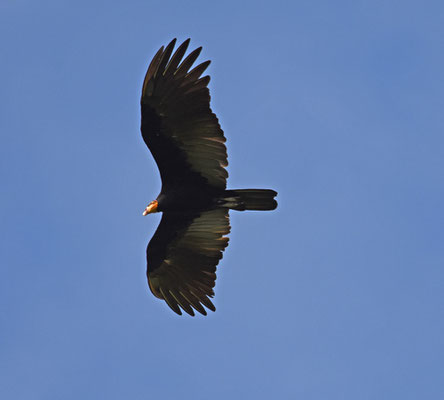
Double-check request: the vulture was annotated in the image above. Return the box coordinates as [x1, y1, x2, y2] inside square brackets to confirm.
[140, 38, 278, 316]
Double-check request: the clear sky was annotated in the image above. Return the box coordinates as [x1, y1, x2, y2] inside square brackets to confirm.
[1, 1, 443, 399]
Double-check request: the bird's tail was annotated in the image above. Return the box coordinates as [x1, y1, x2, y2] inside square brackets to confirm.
[222, 189, 278, 211]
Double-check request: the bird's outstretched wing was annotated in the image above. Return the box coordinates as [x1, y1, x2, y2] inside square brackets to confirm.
[146, 208, 231, 316]
[141, 38, 228, 190]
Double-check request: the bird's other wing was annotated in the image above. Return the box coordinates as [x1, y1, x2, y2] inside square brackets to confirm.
[146, 208, 231, 316]
[141, 38, 228, 190]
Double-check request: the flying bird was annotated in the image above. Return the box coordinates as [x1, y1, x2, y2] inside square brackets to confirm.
[140, 38, 278, 316]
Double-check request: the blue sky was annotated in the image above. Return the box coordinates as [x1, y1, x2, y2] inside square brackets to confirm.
[1, 1, 443, 399]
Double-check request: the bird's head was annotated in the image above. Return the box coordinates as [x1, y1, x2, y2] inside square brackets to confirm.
[142, 200, 158, 216]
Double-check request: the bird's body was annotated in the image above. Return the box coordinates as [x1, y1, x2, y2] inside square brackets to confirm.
[140, 39, 277, 316]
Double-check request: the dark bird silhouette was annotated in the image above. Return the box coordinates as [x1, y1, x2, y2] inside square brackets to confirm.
[141, 38, 278, 316]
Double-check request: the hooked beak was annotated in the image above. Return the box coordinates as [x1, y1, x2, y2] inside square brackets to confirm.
[142, 200, 158, 216]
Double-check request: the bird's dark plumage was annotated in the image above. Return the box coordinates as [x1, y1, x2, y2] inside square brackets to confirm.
[141, 39, 277, 316]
